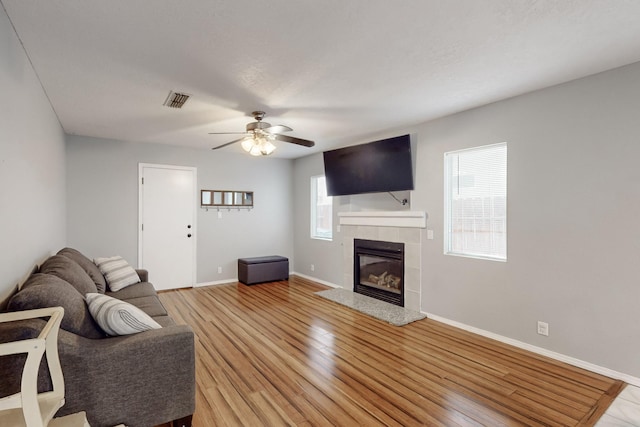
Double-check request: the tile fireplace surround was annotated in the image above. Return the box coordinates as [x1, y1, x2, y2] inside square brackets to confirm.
[339, 211, 427, 312]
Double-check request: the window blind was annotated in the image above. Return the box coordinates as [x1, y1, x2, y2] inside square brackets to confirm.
[311, 175, 333, 240]
[445, 143, 507, 260]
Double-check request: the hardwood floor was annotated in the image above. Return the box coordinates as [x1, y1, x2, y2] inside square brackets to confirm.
[158, 276, 623, 426]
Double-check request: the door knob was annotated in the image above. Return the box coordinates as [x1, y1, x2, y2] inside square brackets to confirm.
[187, 225, 192, 229]
[187, 234, 192, 238]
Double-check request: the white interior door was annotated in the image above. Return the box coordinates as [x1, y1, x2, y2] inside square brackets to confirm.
[139, 164, 196, 290]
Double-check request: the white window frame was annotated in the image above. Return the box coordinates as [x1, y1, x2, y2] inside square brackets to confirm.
[444, 142, 507, 261]
[310, 175, 333, 241]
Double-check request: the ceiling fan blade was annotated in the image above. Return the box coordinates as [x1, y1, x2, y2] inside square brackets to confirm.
[211, 137, 249, 150]
[274, 134, 315, 148]
[208, 132, 249, 135]
[264, 124, 293, 134]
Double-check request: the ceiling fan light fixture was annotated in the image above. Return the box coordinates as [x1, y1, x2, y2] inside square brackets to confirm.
[243, 135, 276, 156]
[241, 137, 254, 152]
[248, 146, 261, 156]
[260, 139, 276, 155]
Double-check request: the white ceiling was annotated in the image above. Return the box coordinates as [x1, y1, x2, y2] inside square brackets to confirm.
[3, 1, 640, 158]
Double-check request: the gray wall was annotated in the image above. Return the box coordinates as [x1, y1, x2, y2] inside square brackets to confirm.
[292, 153, 341, 282]
[66, 135, 293, 283]
[417, 62, 640, 379]
[293, 61, 640, 379]
[0, 5, 66, 305]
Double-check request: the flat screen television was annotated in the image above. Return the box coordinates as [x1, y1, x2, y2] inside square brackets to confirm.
[323, 134, 414, 196]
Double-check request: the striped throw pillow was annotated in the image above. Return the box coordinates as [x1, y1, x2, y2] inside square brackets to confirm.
[85, 293, 161, 336]
[94, 256, 140, 292]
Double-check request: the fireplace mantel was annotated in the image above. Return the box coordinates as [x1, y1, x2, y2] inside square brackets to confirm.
[338, 211, 427, 228]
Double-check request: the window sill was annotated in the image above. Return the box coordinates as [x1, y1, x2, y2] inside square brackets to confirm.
[445, 251, 506, 262]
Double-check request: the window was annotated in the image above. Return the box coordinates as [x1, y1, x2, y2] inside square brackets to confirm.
[311, 175, 333, 240]
[444, 143, 507, 261]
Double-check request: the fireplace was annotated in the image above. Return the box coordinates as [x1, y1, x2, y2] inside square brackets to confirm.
[354, 239, 404, 307]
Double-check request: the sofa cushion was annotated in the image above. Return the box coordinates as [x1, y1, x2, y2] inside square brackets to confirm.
[106, 281, 157, 300]
[58, 247, 107, 293]
[151, 315, 176, 327]
[94, 256, 140, 292]
[40, 255, 98, 296]
[85, 293, 162, 336]
[9, 274, 104, 339]
[119, 295, 167, 317]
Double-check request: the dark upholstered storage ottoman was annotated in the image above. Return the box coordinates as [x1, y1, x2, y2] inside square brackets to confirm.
[238, 256, 289, 285]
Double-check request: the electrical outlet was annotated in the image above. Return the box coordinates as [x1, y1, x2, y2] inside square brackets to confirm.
[537, 321, 549, 336]
[217, 266, 222, 274]
[427, 229, 434, 240]
[310, 264, 315, 272]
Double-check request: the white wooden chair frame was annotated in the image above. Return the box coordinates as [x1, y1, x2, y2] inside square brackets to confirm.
[0, 307, 65, 427]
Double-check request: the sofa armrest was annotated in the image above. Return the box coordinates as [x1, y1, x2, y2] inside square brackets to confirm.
[58, 324, 195, 427]
[2, 321, 194, 427]
[0, 313, 194, 427]
[135, 269, 148, 282]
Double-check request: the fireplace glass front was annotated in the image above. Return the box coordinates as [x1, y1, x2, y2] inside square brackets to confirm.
[354, 239, 404, 306]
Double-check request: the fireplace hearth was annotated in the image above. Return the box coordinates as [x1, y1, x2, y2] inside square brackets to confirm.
[354, 239, 404, 307]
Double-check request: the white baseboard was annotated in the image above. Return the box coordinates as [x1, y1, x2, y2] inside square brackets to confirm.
[291, 272, 340, 289]
[196, 272, 337, 288]
[195, 278, 238, 287]
[426, 312, 640, 388]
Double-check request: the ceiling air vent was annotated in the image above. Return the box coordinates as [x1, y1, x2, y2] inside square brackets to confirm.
[163, 91, 190, 108]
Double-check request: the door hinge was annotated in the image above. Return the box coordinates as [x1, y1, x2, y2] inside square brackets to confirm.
[141, 177, 144, 185]
[141, 224, 144, 231]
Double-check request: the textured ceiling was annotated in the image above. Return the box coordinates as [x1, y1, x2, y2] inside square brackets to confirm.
[3, 0, 640, 158]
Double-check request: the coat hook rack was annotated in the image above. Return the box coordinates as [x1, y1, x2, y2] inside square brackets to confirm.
[200, 189, 254, 210]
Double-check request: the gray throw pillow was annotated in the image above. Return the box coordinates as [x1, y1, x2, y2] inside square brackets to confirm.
[40, 255, 97, 296]
[58, 247, 107, 293]
[9, 274, 105, 339]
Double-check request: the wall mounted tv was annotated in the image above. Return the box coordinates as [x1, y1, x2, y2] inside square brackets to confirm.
[323, 134, 414, 196]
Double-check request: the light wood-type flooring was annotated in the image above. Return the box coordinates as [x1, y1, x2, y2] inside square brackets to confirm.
[157, 276, 623, 426]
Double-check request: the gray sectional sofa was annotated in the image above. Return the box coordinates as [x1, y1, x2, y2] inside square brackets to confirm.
[0, 248, 195, 427]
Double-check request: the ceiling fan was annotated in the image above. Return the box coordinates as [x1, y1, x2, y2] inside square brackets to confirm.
[209, 111, 315, 156]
